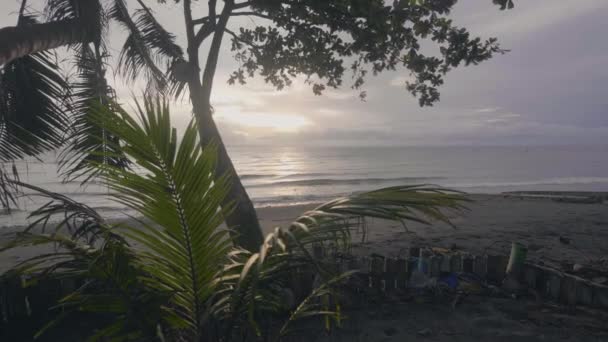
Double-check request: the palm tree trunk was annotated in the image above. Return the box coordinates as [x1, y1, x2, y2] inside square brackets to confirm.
[183, 0, 264, 252]
[0, 19, 92, 66]
[189, 85, 264, 252]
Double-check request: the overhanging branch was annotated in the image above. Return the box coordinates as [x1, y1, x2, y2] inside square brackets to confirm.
[193, 11, 270, 26]
[224, 28, 263, 49]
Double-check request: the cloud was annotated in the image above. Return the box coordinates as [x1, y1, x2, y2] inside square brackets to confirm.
[215, 111, 312, 133]
[316, 108, 343, 116]
[2, 0, 607, 147]
[389, 75, 413, 87]
[475, 107, 501, 113]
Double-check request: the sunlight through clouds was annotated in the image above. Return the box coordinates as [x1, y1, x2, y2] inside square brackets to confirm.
[214, 111, 311, 133]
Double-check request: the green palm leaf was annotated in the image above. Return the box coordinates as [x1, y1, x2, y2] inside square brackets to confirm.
[110, 0, 185, 95]
[87, 97, 233, 339]
[0, 15, 70, 162]
[59, 45, 129, 182]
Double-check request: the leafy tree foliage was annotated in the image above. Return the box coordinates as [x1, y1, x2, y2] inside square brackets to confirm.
[224, 0, 507, 105]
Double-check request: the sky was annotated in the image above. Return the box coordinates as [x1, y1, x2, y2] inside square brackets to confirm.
[2, 0, 608, 146]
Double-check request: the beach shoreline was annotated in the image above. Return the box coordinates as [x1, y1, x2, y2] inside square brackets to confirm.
[1, 193, 607, 274]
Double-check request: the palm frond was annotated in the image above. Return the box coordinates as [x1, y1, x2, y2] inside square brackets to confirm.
[0, 163, 20, 210]
[1, 229, 165, 342]
[0, 16, 70, 162]
[11, 180, 121, 245]
[59, 45, 129, 182]
[110, 0, 185, 95]
[294, 185, 469, 233]
[132, 4, 187, 97]
[45, 0, 106, 47]
[277, 271, 354, 339]
[86, 96, 233, 339]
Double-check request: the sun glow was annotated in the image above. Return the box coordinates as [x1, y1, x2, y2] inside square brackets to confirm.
[215, 111, 311, 132]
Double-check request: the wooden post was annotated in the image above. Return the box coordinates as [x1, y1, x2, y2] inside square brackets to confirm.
[462, 256, 474, 273]
[440, 254, 451, 273]
[430, 256, 441, 277]
[360, 256, 371, 289]
[396, 258, 408, 290]
[522, 264, 538, 288]
[497, 256, 509, 282]
[576, 280, 593, 306]
[593, 285, 608, 309]
[546, 272, 562, 300]
[486, 255, 500, 284]
[450, 254, 462, 273]
[419, 249, 432, 275]
[407, 258, 417, 278]
[370, 255, 385, 291]
[559, 276, 577, 306]
[385, 258, 398, 292]
[473, 255, 487, 278]
[537, 268, 548, 294]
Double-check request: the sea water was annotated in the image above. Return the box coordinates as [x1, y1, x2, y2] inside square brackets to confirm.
[2, 145, 608, 226]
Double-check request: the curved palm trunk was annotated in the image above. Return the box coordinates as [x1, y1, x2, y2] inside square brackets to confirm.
[189, 87, 264, 252]
[183, 0, 264, 252]
[0, 19, 91, 66]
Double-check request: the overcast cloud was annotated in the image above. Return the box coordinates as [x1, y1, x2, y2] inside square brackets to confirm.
[2, 0, 607, 146]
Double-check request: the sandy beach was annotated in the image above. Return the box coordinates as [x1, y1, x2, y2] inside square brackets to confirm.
[2, 193, 608, 340]
[257, 194, 608, 341]
[2, 193, 608, 273]
[258, 194, 608, 268]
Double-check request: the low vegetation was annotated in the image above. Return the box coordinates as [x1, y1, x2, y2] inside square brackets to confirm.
[1, 98, 467, 341]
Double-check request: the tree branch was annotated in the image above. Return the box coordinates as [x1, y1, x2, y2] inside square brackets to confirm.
[224, 28, 263, 49]
[200, 1, 234, 102]
[209, 0, 217, 23]
[191, 0, 217, 48]
[183, 0, 196, 58]
[135, 0, 155, 20]
[234, 1, 253, 10]
[193, 11, 270, 25]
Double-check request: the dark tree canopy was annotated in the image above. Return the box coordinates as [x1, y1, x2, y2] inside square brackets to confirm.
[220, 0, 509, 106]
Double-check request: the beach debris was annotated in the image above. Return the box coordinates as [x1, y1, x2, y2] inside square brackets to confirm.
[437, 273, 459, 290]
[502, 242, 528, 293]
[559, 236, 571, 245]
[431, 247, 450, 254]
[572, 263, 584, 273]
[506, 242, 528, 277]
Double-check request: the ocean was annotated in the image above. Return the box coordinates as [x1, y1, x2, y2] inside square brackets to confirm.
[2, 145, 608, 226]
